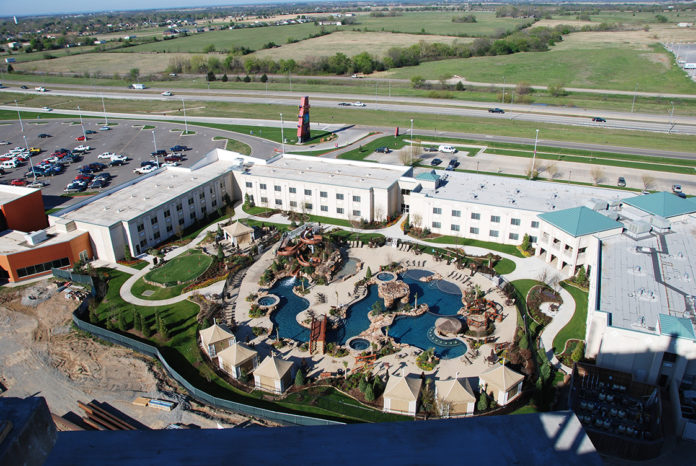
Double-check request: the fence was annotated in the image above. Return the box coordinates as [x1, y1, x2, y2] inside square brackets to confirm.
[71, 302, 342, 427]
[52, 269, 95, 296]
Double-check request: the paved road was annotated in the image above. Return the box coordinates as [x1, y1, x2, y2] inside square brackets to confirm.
[2, 85, 696, 136]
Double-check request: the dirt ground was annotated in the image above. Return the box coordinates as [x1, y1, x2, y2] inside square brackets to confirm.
[0, 279, 270, 430]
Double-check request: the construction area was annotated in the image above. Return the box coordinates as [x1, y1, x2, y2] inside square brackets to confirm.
[0, 280, 272, 431]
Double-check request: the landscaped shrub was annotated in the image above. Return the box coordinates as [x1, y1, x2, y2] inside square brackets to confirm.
[295, 369, 306, 387]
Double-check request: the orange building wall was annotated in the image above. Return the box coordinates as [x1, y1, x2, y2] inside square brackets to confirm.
[1, 190, 48, 232]
[0, 232, 92, 282]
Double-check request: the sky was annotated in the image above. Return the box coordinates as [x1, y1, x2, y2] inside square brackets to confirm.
[1, 1, 286, 18]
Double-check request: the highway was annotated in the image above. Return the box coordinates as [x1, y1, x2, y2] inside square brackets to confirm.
[2, 84, 696, 136]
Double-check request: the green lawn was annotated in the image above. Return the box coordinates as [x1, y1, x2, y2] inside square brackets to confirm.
[130, 278, 187, 300]
[510, 279, 544, 323]
[212, 136, 251, 155]
[511, 404, 539, 415]
[145, 251, 212, 284]
[123, 23, 340, 53]
[422, 235, 524, 258]
[357, 10, 533, 37]
[329, 229, 385, 243]
[553, 283, 589, 355]
[338, 134, 409, 161]
[243, 204, 276, 216]
[384, 44, 696, 93]
[242, 218, 291, 231]
[187, 121, 334, 145]
[493, 258, 517, 275]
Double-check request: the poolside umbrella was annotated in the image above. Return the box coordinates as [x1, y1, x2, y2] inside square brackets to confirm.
[435, 316, 462, 336]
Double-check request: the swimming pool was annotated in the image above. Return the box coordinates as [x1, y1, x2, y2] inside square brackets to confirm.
[334, 257, 359, 281]
[268, 277, 311, 341]
[258, 296, 279, 306]
[348, 337, 371, 351]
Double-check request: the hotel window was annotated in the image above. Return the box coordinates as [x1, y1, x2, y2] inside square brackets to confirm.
[245, 182, 252, 188]
[304, 189, 312, 196]
[151, 217, 158, 225]
[336, 193, 344, 200]
[320, 191, 328, 198]
[321, 205, 328, 212]
[451, 224, 460, 232]
[471, 212, 480, 220]
[140, 239, 147, 247]
[432, 221, 441, 229]
[337, 207, 344, 214]
[209, 187, 214, 194]
[211, 199, 217, 207]
[137, 223, 144, 232]
[199, 192, 205, 199]
[164, 210, 171, 218]
[274, 185, 282, 192]
[154, 232, 160, 240]
[490, 230, 499, 238]
[509, 233, 519, 241]
[176, 203, 183, 211]
[352, 210, 361, 217]
[260, 197, 268, 204]
[531, 221, 539, 228]
[259, 184, 266, 190]
[188, 197, 194, 205]
[289, 187, 296, 194]
[190, 213, 196, 220]
[433, 207, 442, 215]
[166, 225, 173, 233]
[352, 195, 361, 202]
[491, 215, 501, 223]
[511, 218, 521, 226]
[470, 227, 479, 234]
[529, 236, 537, 244]
[275, 199, 283, 206]
[305, 203, 313, 210]
[179, 218, 185, 225]
[452, 210, 461, 217]
[290, 201, 297, 207]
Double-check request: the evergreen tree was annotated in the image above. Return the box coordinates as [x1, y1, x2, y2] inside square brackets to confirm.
[364, 384, 375, 401]
[118, 312, 127, 331]
[133, 310, 142, 332]
[221, 73, 228, 82]
[571, 341, 585, 363]
[295, 369, 306, 386]
[260, 73, 268, 83]
[142, 316, 152, 337]
[477, 392, 489, 412]
[365, 266, 372, 279]
[359, 376, 368, 393]
[207, 71, 216, 81]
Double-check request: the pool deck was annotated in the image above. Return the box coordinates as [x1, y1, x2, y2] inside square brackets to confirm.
[233, 243, 517, 383]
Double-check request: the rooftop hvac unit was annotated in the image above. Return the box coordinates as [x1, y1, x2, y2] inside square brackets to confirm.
[24, 230, 48, 246]
[585, 198, 608, 211]
[626, 220, 651, 235]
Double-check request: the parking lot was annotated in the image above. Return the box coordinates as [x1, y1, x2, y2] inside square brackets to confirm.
[0, 119, 229, 210]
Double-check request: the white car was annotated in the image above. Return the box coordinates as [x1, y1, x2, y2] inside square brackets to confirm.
[98, 152, 116, 159]
[134, 165, 158, 175]
[0, 141, 10, 145]
[74, 145, 92, 152]
[27, 181, 46, 188]
[35, 87, 47, 92]
[353, 102, 366, 107]
[438, 145, 457, 153]
[99, 126, 110, 131]
[161, 161, 179, 168]
[42, 106, 52, 111]
[110, 154, 128, 162]
[161, 91, 173, 96]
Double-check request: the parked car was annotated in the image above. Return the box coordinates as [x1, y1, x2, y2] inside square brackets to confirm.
[151, 149, 167, 157]
[617, 177, 626, 187]
[422, 146, 438, 152]
[438, 145, 457, 153]
[85, 130, 97, 134]
[42, 106, 52, 112]
[94, 172, 111, 181]
[375, 147, 391, 154]
[170, 145, 189, 152]
[19, 85, 28, 89]
[37, 134, 50, 138]
[99, 126, 110, 131]
[88, 162, 106, 172]
[98, 152, 116, 159]
[140, 160, 158, 167]
[109, 159, 126, 167]
[134, 165, 158, 175]
[74, 145, 92, 152]
[592, 117, 607, 123]
[430, 158, 443, 166]
[353, 102, 366, 107]
[29, 147, 41, 155]
[75, 136, 86, 141]
[64, 182, 86, 193]
[89, 179, 107, 189]
[338, 102, 351, 106]
[162, 162, 180, 168]
[672, 184, 682, 193]
[10, 178, 28, 186]
[161, 91, 173, 96]
[488, 108, 505, 114]
[26, 181, 46, 188]
[110, 154, 128, 162]
[163, 155, 181, 163]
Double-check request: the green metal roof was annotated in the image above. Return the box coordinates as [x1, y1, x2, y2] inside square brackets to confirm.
[659, 314, 696, 341]
[415, 170, 440, 182]
[623, 192, 696, 218]
[538, 206, 623, 237]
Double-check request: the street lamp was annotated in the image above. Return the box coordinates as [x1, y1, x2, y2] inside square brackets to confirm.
[152, 130, 160, 167]
[101, 94, 108, 126]
[631, 83, 638, 113]
[409, 119, 414, 163]
[280, 113, 285, 155]
[77, 106, 86, 141]
[181, 97, 188, 134]
[669, 101, 675, 134]
[14, 100, 23, 132]
[530, 129, 539, 180]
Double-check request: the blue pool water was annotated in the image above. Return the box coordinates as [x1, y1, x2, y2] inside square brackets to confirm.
[258, 296, 277, 306]
[269, 270, 466, 359]
[349, 338, 371, 351]
[376, 271, 396, 281]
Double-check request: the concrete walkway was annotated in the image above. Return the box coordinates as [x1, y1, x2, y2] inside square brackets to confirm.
[539, 285, 575, 374]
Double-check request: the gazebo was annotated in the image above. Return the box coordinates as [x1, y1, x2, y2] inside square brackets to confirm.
[435, 316, 462, 336]
[199, 322, 236, 358]
[253, 356, 294, 394]
[479, 364, 525, 406]
[383, 373, 422, 416]
[223, 221, 255, 248]
[217, 343, 258, 380]
[435, 377, 477, 417]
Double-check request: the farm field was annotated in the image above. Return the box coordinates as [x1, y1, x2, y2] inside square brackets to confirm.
[252, 31, 469, 61]
[354, 10, 533, 37]
[122, 23, 340, 53]
[14, 52, 195, 75]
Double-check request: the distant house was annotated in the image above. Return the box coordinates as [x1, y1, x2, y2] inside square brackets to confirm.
[435, 377, 477, 417]
[678, 22, 693, 28]
[383, 373, 422, 416]
[253, 356, 294, 394]
[478, 365, 525, 406]
[199, 322, 236, 358]
[217, 343, 258, 379]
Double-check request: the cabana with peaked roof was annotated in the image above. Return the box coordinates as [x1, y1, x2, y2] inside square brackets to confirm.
[478, 364, 525, 406]
[253, 356, 294, 394]
[199, 323, 236, 358]
[223, 221, 255, 248]
[435, 377, 477, 417]
[217, 343, 258, 380]
[383, 373, 422, 416]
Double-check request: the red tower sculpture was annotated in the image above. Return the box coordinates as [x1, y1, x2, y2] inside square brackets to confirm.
[297, 96, 310, 143]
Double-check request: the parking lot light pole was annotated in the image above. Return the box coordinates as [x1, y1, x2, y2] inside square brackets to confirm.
[181, 97, 188, 134]
[101, 94, 108, 126]
[14, 100, 23, 132]
[530, 129, 539, 180]
[669, 101, 675, 134]
[77, 106, 86, 140]
[280, 113, 285, 155]
[410, 119, 414, 163]
[152, 130, 160, 167]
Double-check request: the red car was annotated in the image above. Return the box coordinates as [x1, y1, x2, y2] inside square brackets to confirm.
[10, 178, 28, 186]
[75, 136, 86, 141]
[74, 174, 93, 182]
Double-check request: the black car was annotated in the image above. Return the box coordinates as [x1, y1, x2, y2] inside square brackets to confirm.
[88, 162, 106, 172]
[375, 147, 391, 154]
[489, 108, 505, 114]
[109, 159, 126, 167]
[592, 117, 606, 123]
[338, 102, 351, 106]
[170, 145, 189, 152]
[430, 158, 443, 166]
[151, 149, 167, 156]
[448, 158, 458, 167]
[38, 133, 51, 138]
[94, 172, 111, 181]
[85, 130, 97, 134]
[423, 146, 438, 152]
[141, 160, 158, 167]
[89, 179, 107, 189]
[20, 85, 28, 89]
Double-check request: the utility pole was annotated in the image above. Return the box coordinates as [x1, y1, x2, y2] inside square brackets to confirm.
[410, 118, 414, 164]
[152, 130, 160, 167]
[669, 101, 675, 134]
[530, 129, 539, 180]
[502, 75, 505, 103]
[101, 94, 108, 125]
[280, 113, 285, 154]
[77, 106, 86, 141]
[14, 100, 23, 132]
[181, 97, 188, 134]
[631, 83, 638, 113]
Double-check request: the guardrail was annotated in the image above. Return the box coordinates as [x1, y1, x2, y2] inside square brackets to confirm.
[71, 301, 342, 427]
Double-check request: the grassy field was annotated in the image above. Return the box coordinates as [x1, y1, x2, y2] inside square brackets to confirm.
[493, 258, 517, 275]
[123, 23, 340, 53]
[213, 136, 251, 155]
[383, 43, 696, 93]
[355, 10, 532, 37]
[130, 279, 188, 300]
[553, 283, 589, 355]
[145, 251, 212, 284]
[421, 234, 525, 258]
[14, 52, 196, 75]
[339, 134, 410, 161]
